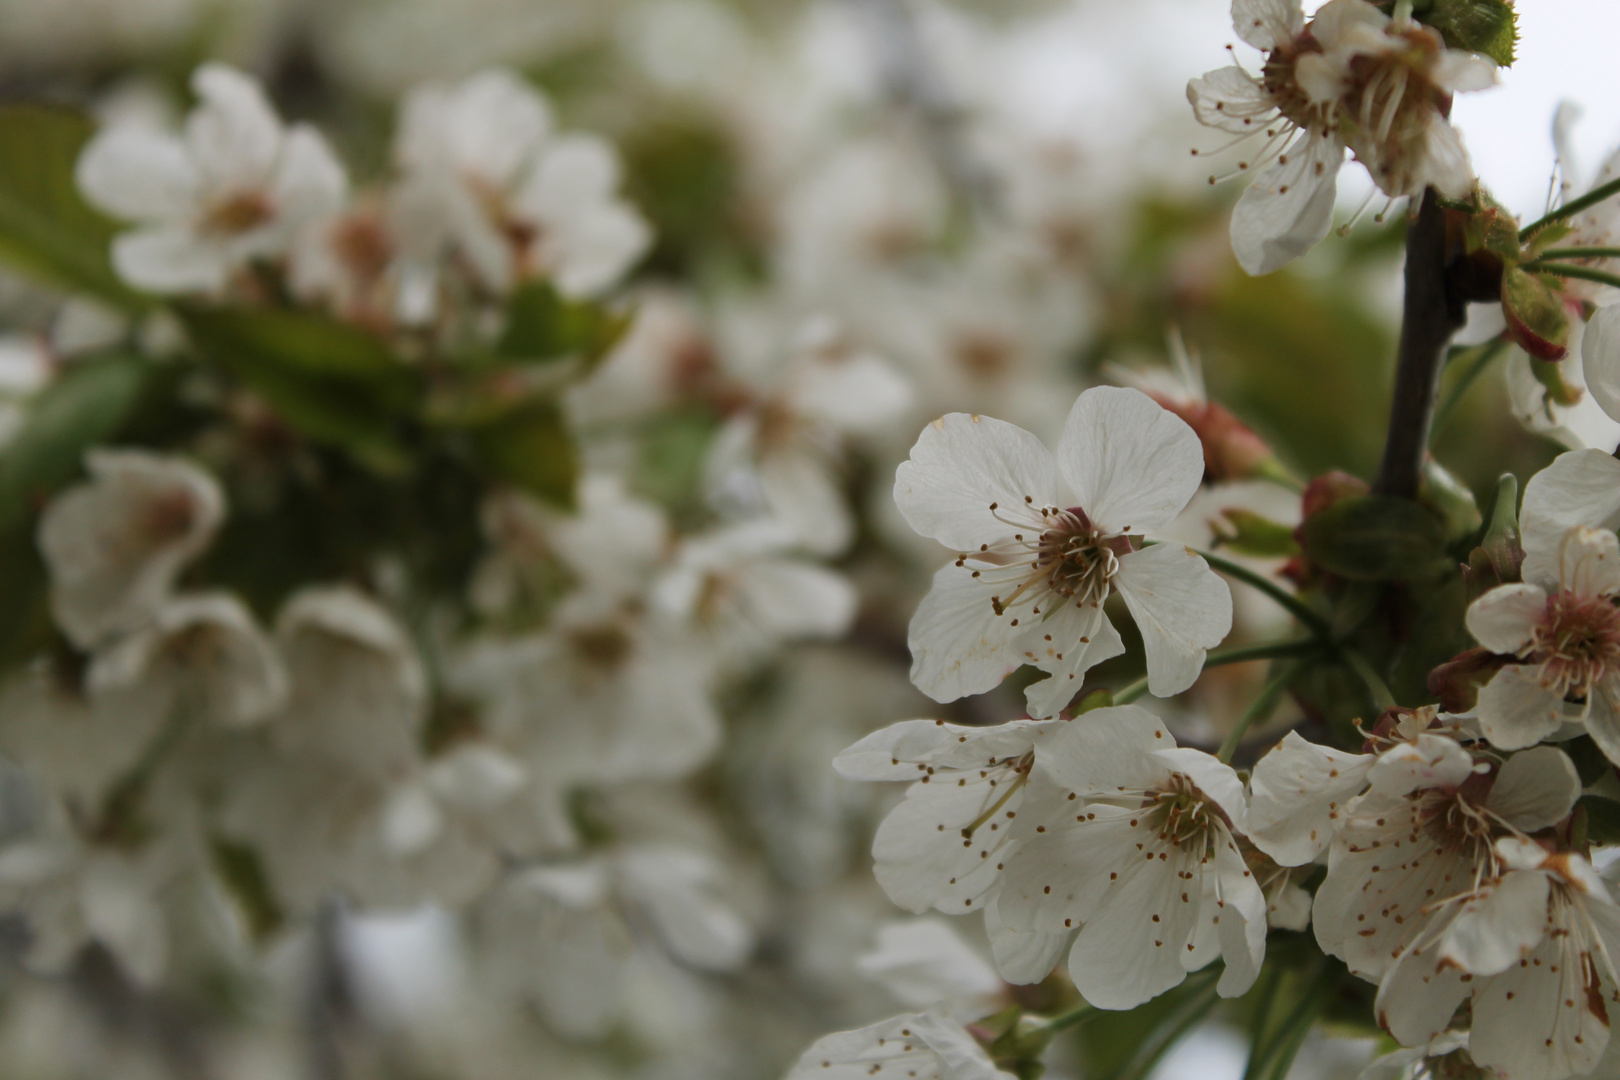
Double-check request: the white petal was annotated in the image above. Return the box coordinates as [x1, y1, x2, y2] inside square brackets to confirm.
[793, 352, 913, 435]
[1432, 52, 1498, 94]
[1437, 869, 1550, 976]
[379, 782, 445, 856]
[1113, 544, 1233, 696]
[1032, 705, 1176, 796]
[443, 69, 552, 187]
[1230, 133, 1343, 276]
[1554, 524, 1620, 598]
[1469, 929, 1610, 1080]
[617, 847, 753, 970]
[871, 766, 1026, 914]
[1247, 731, 1373, 866]
[1373, 941, 1470, 1048]
[1583, 303, 1620, 424]
[519, 134, 620, 215]
[184, 63, 281, 194]
[1188, 66, 1280, 135]
[546, 203, 650, 298]
[1585, 676, 1620, 769]
[111, 227, 229, 294]
[1475, 665, 1571, 751]
[1486, 745, 1581, 832]
[756, 448, 855, 556]
[834, 718, 1060, 780]
[1055, 387, 1204, 536]
[734, 559, 858, 641]
[1064, 846, 1200, 1010]
[1211, 831, 1268, 998]
[907, 561, 1027, 705]
[75, 127, 197, 223]
[894, 412, 1059, 551]
[1021, 600, 1125, 719]
[1232, 0, 1302, 50]
[1465, 584, 1548, 654]
[1366, 734, 1476, 796]
[784, 1012, 1012, 1080]
[984, 897, 1070, 986]
[270, 125, 348, 227]
[857, 918, 1002, 1008]
[1521, 450, 1620, 569]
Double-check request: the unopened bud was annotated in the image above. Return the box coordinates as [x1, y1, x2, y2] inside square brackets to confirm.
[1148, 394, 1279, 483]
[1427, 647, 1510, 713]
[1501, 265, 1573, 361]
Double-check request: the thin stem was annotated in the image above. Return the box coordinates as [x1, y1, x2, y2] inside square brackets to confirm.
[1536, 246, 1620, 261]
[1192, 547, 1334, 642]
[1343, 648, 1397, 710]
[1218, 659, 1302, 763]
[1113, 675, 1151, 705]
[1525, 262, 1620, 292]
[1250, 967, 1332, 1080]
[1104, 968, 1223, 1080]
[1520, 173, 1620, 240]
[1103, 639, 1316, 710]
[1375, 189, 1468, 500]
[1430, 338, 1507, 440]
[1040, 1002, 1097, 1035]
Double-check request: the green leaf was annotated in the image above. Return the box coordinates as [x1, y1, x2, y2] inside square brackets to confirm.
[0, 105, 147, 308]
[1299, 495, 1450, 582]
[210, 838, 283, 941]
[1417, 458, 1480, 543]
[181, 306, 416, 475]
[0, 351, 152, 530]
[1425, 0, 1517, 67]
[468, 403, 577, 508]
[497, 280, 632, 365]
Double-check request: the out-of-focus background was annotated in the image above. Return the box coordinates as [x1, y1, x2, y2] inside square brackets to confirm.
[0, 1, 1612, 1078]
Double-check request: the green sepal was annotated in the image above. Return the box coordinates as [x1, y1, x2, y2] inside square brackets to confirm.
[1421, 0, 1517, 67]
[1212, 508, 1301, 559]
[467, 402, 578, 509]
[1500, 265, 1571, 361]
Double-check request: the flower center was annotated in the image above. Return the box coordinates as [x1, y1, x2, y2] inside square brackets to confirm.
[1415, 778, 1496, 859]
[1262, 35, 1333, 134]
[1529, 589, 1620, 700]
[1338, 26, 1450, 191]
[203, 191, 276, 236]
[969, 505, 1125, 621]
[1149, 773, 1223, 855]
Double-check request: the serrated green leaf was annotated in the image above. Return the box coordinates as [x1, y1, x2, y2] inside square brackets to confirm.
[0, 105, 147, 308]
[1300, 495, 1450, 582]
[0, 351, 152, 530]
[469, 403, 577, 508]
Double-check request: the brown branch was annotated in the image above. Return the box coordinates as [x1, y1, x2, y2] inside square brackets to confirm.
[1373, 189, 1470, 499]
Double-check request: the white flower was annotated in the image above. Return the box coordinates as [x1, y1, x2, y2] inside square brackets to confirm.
[705, 312, 912, 556]
[1376, 838, 1620, 1080]
[650, 518, 858, 664]
[1353, 1032, 1471, 1080]
[76, 63, 347, 294]
[86, 592, 287, 729]
[268, 586, 426, 777]
[783, 1012, 1014, 1080]
[1190, 0, 1493, 275]
[895, 386, 1231, 718]
[1312, 737, 1581, 986]
[391, 68, 647, 310]
[1466, 523, 1620, 757]
[995, 705, 1266, 1009]
[832, 717, 1064, 917]
[475, 845, 751, 1041]
[38, 449, 224, 649]
[471, 472, 671, 618]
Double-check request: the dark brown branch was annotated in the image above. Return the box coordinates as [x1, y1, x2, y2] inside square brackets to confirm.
[1373, 189, 1470, 499]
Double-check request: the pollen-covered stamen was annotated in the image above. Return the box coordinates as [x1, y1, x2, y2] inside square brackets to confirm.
[1147, 772, 1227, 857]
[965, 504, 1126, 620]
[1525, 590, 1620, 701]
[1197, 33, 1336, 184]
[1414, 771, 1501, 865]
[960, 752, 1035, 840]
[1339, 25, 1453, 194]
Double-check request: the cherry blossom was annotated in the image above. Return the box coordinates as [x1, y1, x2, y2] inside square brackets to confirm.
[995, 706, 1266, 1009]
[895, 386, 1231, 718]
[783, 1011, 1014, 1080]
[76, 64, 346, 294]
[37, 449, 223, 650]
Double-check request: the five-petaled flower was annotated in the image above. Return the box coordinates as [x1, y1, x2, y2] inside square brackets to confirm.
[894, 386, 1232, 718]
